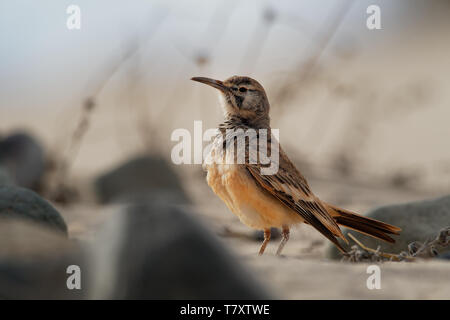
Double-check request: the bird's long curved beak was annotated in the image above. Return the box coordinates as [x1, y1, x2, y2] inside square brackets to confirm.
[191, 77, 228, 92]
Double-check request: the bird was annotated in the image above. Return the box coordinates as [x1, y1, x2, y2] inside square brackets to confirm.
[191, 75, 401, 256]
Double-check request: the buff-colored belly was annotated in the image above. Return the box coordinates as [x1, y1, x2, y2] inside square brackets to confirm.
[206, 163, 304, 230]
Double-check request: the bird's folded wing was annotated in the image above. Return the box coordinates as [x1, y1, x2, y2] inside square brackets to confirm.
[245, 151, 348, 252]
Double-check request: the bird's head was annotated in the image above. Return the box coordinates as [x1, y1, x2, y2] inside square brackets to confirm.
[191, 75, 270, 127]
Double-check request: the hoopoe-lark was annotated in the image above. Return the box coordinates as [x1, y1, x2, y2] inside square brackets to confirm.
[192, 75, 401, 256]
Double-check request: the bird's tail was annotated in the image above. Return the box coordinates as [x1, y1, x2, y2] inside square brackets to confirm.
[325, 203, 401, 243]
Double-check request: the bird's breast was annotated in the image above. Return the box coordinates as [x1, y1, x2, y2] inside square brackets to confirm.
[204, 146, 302, 230]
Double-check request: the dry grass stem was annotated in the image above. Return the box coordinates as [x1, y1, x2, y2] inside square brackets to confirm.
[342, 227, 450, 263]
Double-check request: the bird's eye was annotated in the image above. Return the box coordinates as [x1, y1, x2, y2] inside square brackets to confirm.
[239, 87, 247, 92]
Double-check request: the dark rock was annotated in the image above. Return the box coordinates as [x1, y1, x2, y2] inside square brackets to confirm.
[0, 186, 67, 235]
[89, 202, 269, 299]
[327, 195, 450, 259]
[94, 155, 189, 204]
[437, 252, 450, 260]
[0, 132, 45, 190]
[0, 166, 14, 186]
[0, 219, 86, 299]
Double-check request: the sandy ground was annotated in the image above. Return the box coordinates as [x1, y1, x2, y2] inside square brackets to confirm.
[50, 168, 450, 300]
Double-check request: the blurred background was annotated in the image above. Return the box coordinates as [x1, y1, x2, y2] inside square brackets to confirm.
[2, 0, 450, 191]
[1, 0, 450, 299]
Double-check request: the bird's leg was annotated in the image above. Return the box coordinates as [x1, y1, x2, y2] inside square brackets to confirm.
[276, 225, 290, 256]
[258, 229, 271, 256]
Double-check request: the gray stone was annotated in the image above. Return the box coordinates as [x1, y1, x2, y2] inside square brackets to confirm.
[0, 219, 86, 299]
[327, 195, 450, 259]
[437, 252, 450, 260]
[0, 166, 14, 186]
[94, 155, 189, 204]
[0, 132, 45, 190]
[89, 201, 269, 299]
[0, 186, 67, 235]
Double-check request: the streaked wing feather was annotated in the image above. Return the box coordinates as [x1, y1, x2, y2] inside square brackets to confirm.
[246, 149, 347, 244]
[246, 165, 347, 252]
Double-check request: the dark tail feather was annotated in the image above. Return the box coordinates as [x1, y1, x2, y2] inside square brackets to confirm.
[326, 204, 401, 243]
